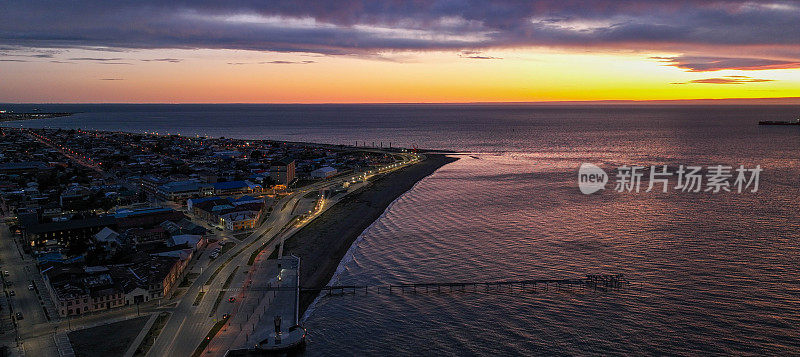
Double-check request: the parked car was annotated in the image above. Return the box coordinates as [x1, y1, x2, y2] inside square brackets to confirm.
[3, 271, 8, 277]
[15, 312, 22, 320]
[228, 296, 236, 303]
[8, 290, 14, 296]
[28, 284, 34, 291]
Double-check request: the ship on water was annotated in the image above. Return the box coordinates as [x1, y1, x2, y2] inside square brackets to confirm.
[758, 117, 800, 125]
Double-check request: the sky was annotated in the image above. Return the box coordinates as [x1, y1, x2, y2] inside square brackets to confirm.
[1, 0, 800, 103]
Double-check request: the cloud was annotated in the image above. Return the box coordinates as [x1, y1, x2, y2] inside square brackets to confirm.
[671, 76, 776, 85]
[259, 60, 315, 64]
[0, 59, 28, 62]
[458, 51, 502, 60]
[141, 58, 182, 63]
[68, 57, 124, 61]
[653, 56, 800, 72]
[227, 60, 316, 65]
[99, 78, 124, 81]
[0, 0, 799, 64]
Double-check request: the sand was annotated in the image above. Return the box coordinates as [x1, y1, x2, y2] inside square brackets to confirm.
[278, 154, 458, 315]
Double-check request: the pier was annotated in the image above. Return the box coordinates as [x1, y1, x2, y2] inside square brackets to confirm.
[221, 274, 628, 296]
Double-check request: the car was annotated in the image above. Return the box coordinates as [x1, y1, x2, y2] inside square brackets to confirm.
[222, 313, 230, 319]
[3, 271, 8, 277]
[215, 227, 223, 231]
[228, 297, 236, 303]
[8, 290, 14, 296]
[28, 284, 34, 291]
[15, 312, 22, 320]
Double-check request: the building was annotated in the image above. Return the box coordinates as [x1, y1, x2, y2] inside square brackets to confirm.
[168, 235, 205, 250]
[311, 166, 337, 179]
[212, 180, 260, 196]
[219, 211, 259, 231]
[155, 180, 213, 202]
[191, 196, 264, 231]
[59, 185, 91, 208]
[93, 227, 121, 257]
[20, 215, 117, 254]
[0, 161, 52, 174]
[128, 255, 187, 299]
[125, 226, 169, 245]
[115, 207, 185, 229]
[140, 175, 169, 196]
[159, 218, 207, 236]
[270, 157, 296, 186]
[43, 266, 126, 317]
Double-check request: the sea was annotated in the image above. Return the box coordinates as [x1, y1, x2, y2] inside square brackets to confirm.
[2, 104, 799, 355]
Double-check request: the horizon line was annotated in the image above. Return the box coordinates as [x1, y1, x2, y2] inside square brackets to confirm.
[2, 97, 800, 106]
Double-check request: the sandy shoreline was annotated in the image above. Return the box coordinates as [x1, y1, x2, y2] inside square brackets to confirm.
[279, 153, 459, 316]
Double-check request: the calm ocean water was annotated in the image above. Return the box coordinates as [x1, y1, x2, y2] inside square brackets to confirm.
[3, 104, 800, 355]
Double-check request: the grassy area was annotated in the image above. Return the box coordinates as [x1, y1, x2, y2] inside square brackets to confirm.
[193, 291, 205, 306]
[247, 221, 293, 265]
[247, 240, 270, 265]
[133, 312, 171, 357]
[190, 318, 228, 357]
[219, 241, 235, 255]
[69, 316, 149, 357]
[210, 266, 239, 316]
[179, 272, 199, 287]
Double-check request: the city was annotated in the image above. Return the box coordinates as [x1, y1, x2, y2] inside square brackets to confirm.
[2, 0, 800, 355]
[0, 126, 418, 356]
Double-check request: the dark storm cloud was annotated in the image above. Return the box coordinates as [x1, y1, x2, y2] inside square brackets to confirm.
[2, 1, 800, 68]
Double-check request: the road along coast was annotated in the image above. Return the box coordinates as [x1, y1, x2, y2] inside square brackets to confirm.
[278, 154, 459, 316]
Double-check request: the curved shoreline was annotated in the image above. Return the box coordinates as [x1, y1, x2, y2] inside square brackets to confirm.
[278, 154, 459, 316]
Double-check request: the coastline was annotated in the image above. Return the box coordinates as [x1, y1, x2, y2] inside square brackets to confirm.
[279, 153, 459, 316]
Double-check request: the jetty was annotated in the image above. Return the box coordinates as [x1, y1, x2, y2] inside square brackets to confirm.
[221, 274, 628, 296]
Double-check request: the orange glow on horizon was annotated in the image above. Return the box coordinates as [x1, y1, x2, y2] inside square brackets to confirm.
[2, 48, 799, 103]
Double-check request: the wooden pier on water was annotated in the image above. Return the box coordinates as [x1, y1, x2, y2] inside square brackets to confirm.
[229, 274, 628, 296]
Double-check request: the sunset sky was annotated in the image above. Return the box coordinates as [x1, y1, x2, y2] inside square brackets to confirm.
[2, 1, 800, 103]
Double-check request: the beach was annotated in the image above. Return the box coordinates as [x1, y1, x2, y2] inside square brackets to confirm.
[278, 153, 459, 315]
